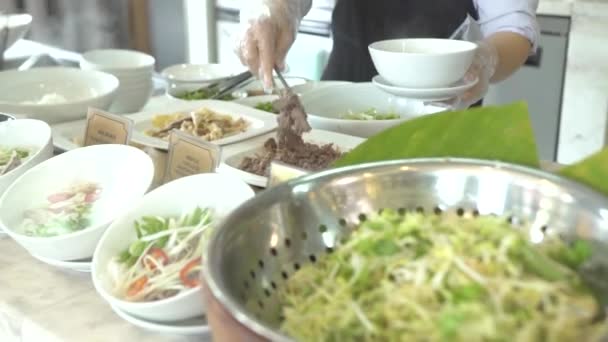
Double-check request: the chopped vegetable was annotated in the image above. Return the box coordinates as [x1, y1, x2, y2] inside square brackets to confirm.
[254, 101, 278, 114]
[180, 258, 202, 288]
[127, 276, 148, 297]
[277, 210, 606, 341]
[19, 182, 101, 237]
[0, 146, 31, 175]
[176, 87, 235, 101]
[108, 207, 213, 302]
[340, 108, 400, 121]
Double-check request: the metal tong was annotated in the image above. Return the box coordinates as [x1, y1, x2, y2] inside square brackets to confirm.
[209, 70, 253, 99]
[273, 66, 294, 94]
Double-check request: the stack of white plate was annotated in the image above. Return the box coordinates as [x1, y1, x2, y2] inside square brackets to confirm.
[369, 38, 479, 102]
[81, 49, 156, 113]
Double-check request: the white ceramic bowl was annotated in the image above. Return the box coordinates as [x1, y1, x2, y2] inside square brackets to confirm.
[0, 119, 53, 196]
[233, 95, 280, 110]
[0, 144, 154, 260]
[80, 49, 156, 74]
[369, 38, 478, 88]
[0, 67, 119, 124]
[110, 81, 153, 113]
[290, 81, 352, 95]
[92, 173, 255, 322]
[161, 63, 247, 84]
[301, 82, 447, 138]
[0, 13, 32, 51]
[234, 76, 309, 97]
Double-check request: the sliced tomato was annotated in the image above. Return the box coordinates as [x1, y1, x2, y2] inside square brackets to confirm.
[127, 276, 148, 297]
[180, 259, 202, 288]
[143, 247, 169, 271]
[84, 191, 100, 203]
[47, 192, 75, 203]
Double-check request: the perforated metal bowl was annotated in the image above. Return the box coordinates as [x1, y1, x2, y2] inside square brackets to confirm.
[204, 158, 608, 341]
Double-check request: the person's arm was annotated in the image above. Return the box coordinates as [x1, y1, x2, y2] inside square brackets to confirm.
[460, 0, 539, 106]
[237, 0, 312, 90]
[476, 0, 540, 82]
[485, 31, 533, 82]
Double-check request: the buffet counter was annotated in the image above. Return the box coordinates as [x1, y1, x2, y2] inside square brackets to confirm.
[0, 97, 213, 342]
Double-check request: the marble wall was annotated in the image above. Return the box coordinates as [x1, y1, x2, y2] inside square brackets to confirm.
[538, 0, 608, 164]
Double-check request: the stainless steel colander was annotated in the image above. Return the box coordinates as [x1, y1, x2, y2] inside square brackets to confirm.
[203, 158, 608, 341]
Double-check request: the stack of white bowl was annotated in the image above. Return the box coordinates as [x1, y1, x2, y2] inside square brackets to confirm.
[80, 49, 155, 113]
[368, 38, 479, 102]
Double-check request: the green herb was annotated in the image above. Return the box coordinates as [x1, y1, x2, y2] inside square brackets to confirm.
[254, 101, 277, 113]
[176, 87, 235, 101]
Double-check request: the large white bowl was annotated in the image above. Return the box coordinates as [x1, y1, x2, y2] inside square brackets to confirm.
[1, 13, 32, 51]
[0, 119, 53, 196]
[80, 49, 156, 74]
[92, 173, 255, 322]
[110, 81, 153, 113]
[0, 67, 119, 124]
[301, 82, 447, 138]
[0, 144, 154, 260]
[161, 63, 247, 84]
[369, 38, 478, 88]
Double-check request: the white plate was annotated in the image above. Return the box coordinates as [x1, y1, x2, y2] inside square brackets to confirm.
[111, 305, 210, 336]
[51, 119, 86, 152]
[372, 75, 478, 101]
[219, 129, 365, 188]
[131, 100, 278, 150]
[31, 254, 92, 272]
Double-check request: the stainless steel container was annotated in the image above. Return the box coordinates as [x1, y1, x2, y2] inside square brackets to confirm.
[204, 158, 608, 341]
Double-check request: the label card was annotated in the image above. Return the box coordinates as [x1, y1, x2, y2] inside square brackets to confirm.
[267, 161, 309, 187]
[83, 108, 133, 146]
[163, 129, 221, 184]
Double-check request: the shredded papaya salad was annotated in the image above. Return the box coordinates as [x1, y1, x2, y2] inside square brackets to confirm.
[107, 207, 212, 302]
[278, 210, 608, 342]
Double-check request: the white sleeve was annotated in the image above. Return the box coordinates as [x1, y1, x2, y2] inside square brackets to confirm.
[240, 0, 313, 23]
[474, 0, 540, 52]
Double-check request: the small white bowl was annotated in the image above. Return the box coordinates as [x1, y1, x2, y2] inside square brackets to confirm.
[92, 173, 255, 322]
[161, 63, 246, 84]
[0, 144, 154, 260]
[1, 13, 32, 51]
[0, 67, 119, 124]
[301, 82, 447, 138]
[369, 38, 477, 88]
[0, 119, 53, 196]
[80, 49, 156, 73]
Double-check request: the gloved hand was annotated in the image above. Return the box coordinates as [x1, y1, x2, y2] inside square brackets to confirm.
[453, 40, 500, 109]
[236, 0, 311, 91]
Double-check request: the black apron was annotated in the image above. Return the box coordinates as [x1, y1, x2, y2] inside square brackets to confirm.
[323, 0, 478, 82]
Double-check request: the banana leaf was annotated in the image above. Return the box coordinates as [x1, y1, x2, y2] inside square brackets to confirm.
[559, 148, 608, 197]
[334, 101, 540, 168]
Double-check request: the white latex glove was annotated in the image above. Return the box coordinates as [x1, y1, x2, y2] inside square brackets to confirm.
[236, 0, 311, 91]
[451, 40, 500, 109]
